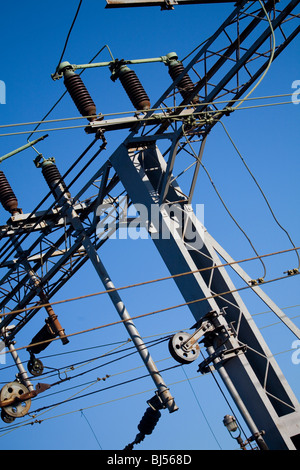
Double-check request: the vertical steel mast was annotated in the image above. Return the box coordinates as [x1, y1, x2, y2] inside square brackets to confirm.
[0, 0, 299, 450]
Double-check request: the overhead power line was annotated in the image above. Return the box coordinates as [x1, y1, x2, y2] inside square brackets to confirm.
[55, 0, 83, 74]
[1, 341, 297, 440]
[0, 99, 295, 138]
[0, 93, 295, 131]
[0, 0, 299, 451]
[1, 268, 299, 357]
[232, 0, 276, 110]
[1, 245, 299, 320]
[181, 125, 268, 279]
[218, 119, 300, 270]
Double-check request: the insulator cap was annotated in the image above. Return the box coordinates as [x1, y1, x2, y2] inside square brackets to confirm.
[64, 72, 97, 121]
[168, 61, 199, 105]
[0, 171, 22, 215]
[118, 68, 150, 111]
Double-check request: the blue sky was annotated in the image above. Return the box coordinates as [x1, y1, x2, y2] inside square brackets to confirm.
[0, 0, 299, 451]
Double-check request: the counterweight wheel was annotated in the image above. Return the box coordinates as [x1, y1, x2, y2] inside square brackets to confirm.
[0, 382, 31, 419]
[168, 331, 200, 364]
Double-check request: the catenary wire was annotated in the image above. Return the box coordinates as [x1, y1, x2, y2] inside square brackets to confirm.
[5, 343, 298, 445]
[0, 138, 104, 264]
[0, 99, 296, 137]
[218, 119, 300, 270]
[0, 93, 295, 131]
[0, 373, 203, 437]
[31, 364, 181, 414]
[233, 0, 276, 111]
[201, 160, 268, 276]
[33, 356, 172, 404]
[80, 409, 102, 449]
[28, 336, 170, 386]
[1, 332, 297, 442]
[2, 305, 299, 378]
[0, 1, 296, 452]
[0, 341, 297, 438]
[1, 269, 298, 357]
[182, 123, 267, 279]
[180, 366, 223, 449]
[54, 0, 83, 74]
[0, 245, 299, 321]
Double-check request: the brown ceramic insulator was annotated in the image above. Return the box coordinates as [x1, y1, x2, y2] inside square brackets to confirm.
[119, 69, 150, 111]
[168, 62, 199, 104]
[41, 164, 70, 198]
[64, 73, 97, 121]
[0, 171, 21, 215]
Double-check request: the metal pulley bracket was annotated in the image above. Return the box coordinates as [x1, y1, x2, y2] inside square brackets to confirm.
[0, 382, 33, 418]
[168, 311, 219, 364]
[168, 309, 239, 365]
[147, 389, 177, 412]
[0, 381, 51, 421]
[198, 344, 248, 375]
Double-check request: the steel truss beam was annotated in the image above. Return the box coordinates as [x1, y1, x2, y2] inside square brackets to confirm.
[0, 159, 120, 333]
[89, 0, 300, 142]
[0, 0, 299, 449]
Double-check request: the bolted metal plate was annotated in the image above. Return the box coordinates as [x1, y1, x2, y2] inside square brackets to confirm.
[168, 331, 200, 364]
[0, 382, 31, 418]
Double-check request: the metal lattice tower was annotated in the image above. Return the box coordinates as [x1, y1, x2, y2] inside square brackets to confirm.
[0, 0, 300, 449]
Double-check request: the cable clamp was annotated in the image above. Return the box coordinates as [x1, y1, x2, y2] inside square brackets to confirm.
[224, 106, 234, 116]
[285, 268, 299, 276]
[249, 277, 265, 286]
[161, 0, 178, 10]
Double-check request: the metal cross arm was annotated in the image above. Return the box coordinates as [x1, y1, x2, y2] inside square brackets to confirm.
[52, 53, 178, 81]
[105, 0, 242, 9]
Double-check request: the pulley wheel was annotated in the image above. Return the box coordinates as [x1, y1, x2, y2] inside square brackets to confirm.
[0, 382, 31, 418]
[168, 332, 200, 364]
[28, 357, 44, 377]
[1, 409, 15, 423]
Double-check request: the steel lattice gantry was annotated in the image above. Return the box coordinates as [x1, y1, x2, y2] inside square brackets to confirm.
[0, 0, 300, 449]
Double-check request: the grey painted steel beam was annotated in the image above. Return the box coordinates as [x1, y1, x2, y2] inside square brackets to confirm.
[44, 172, 178, 414]
[206, 231, 300, 340]
[110, 143, 300, 450]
